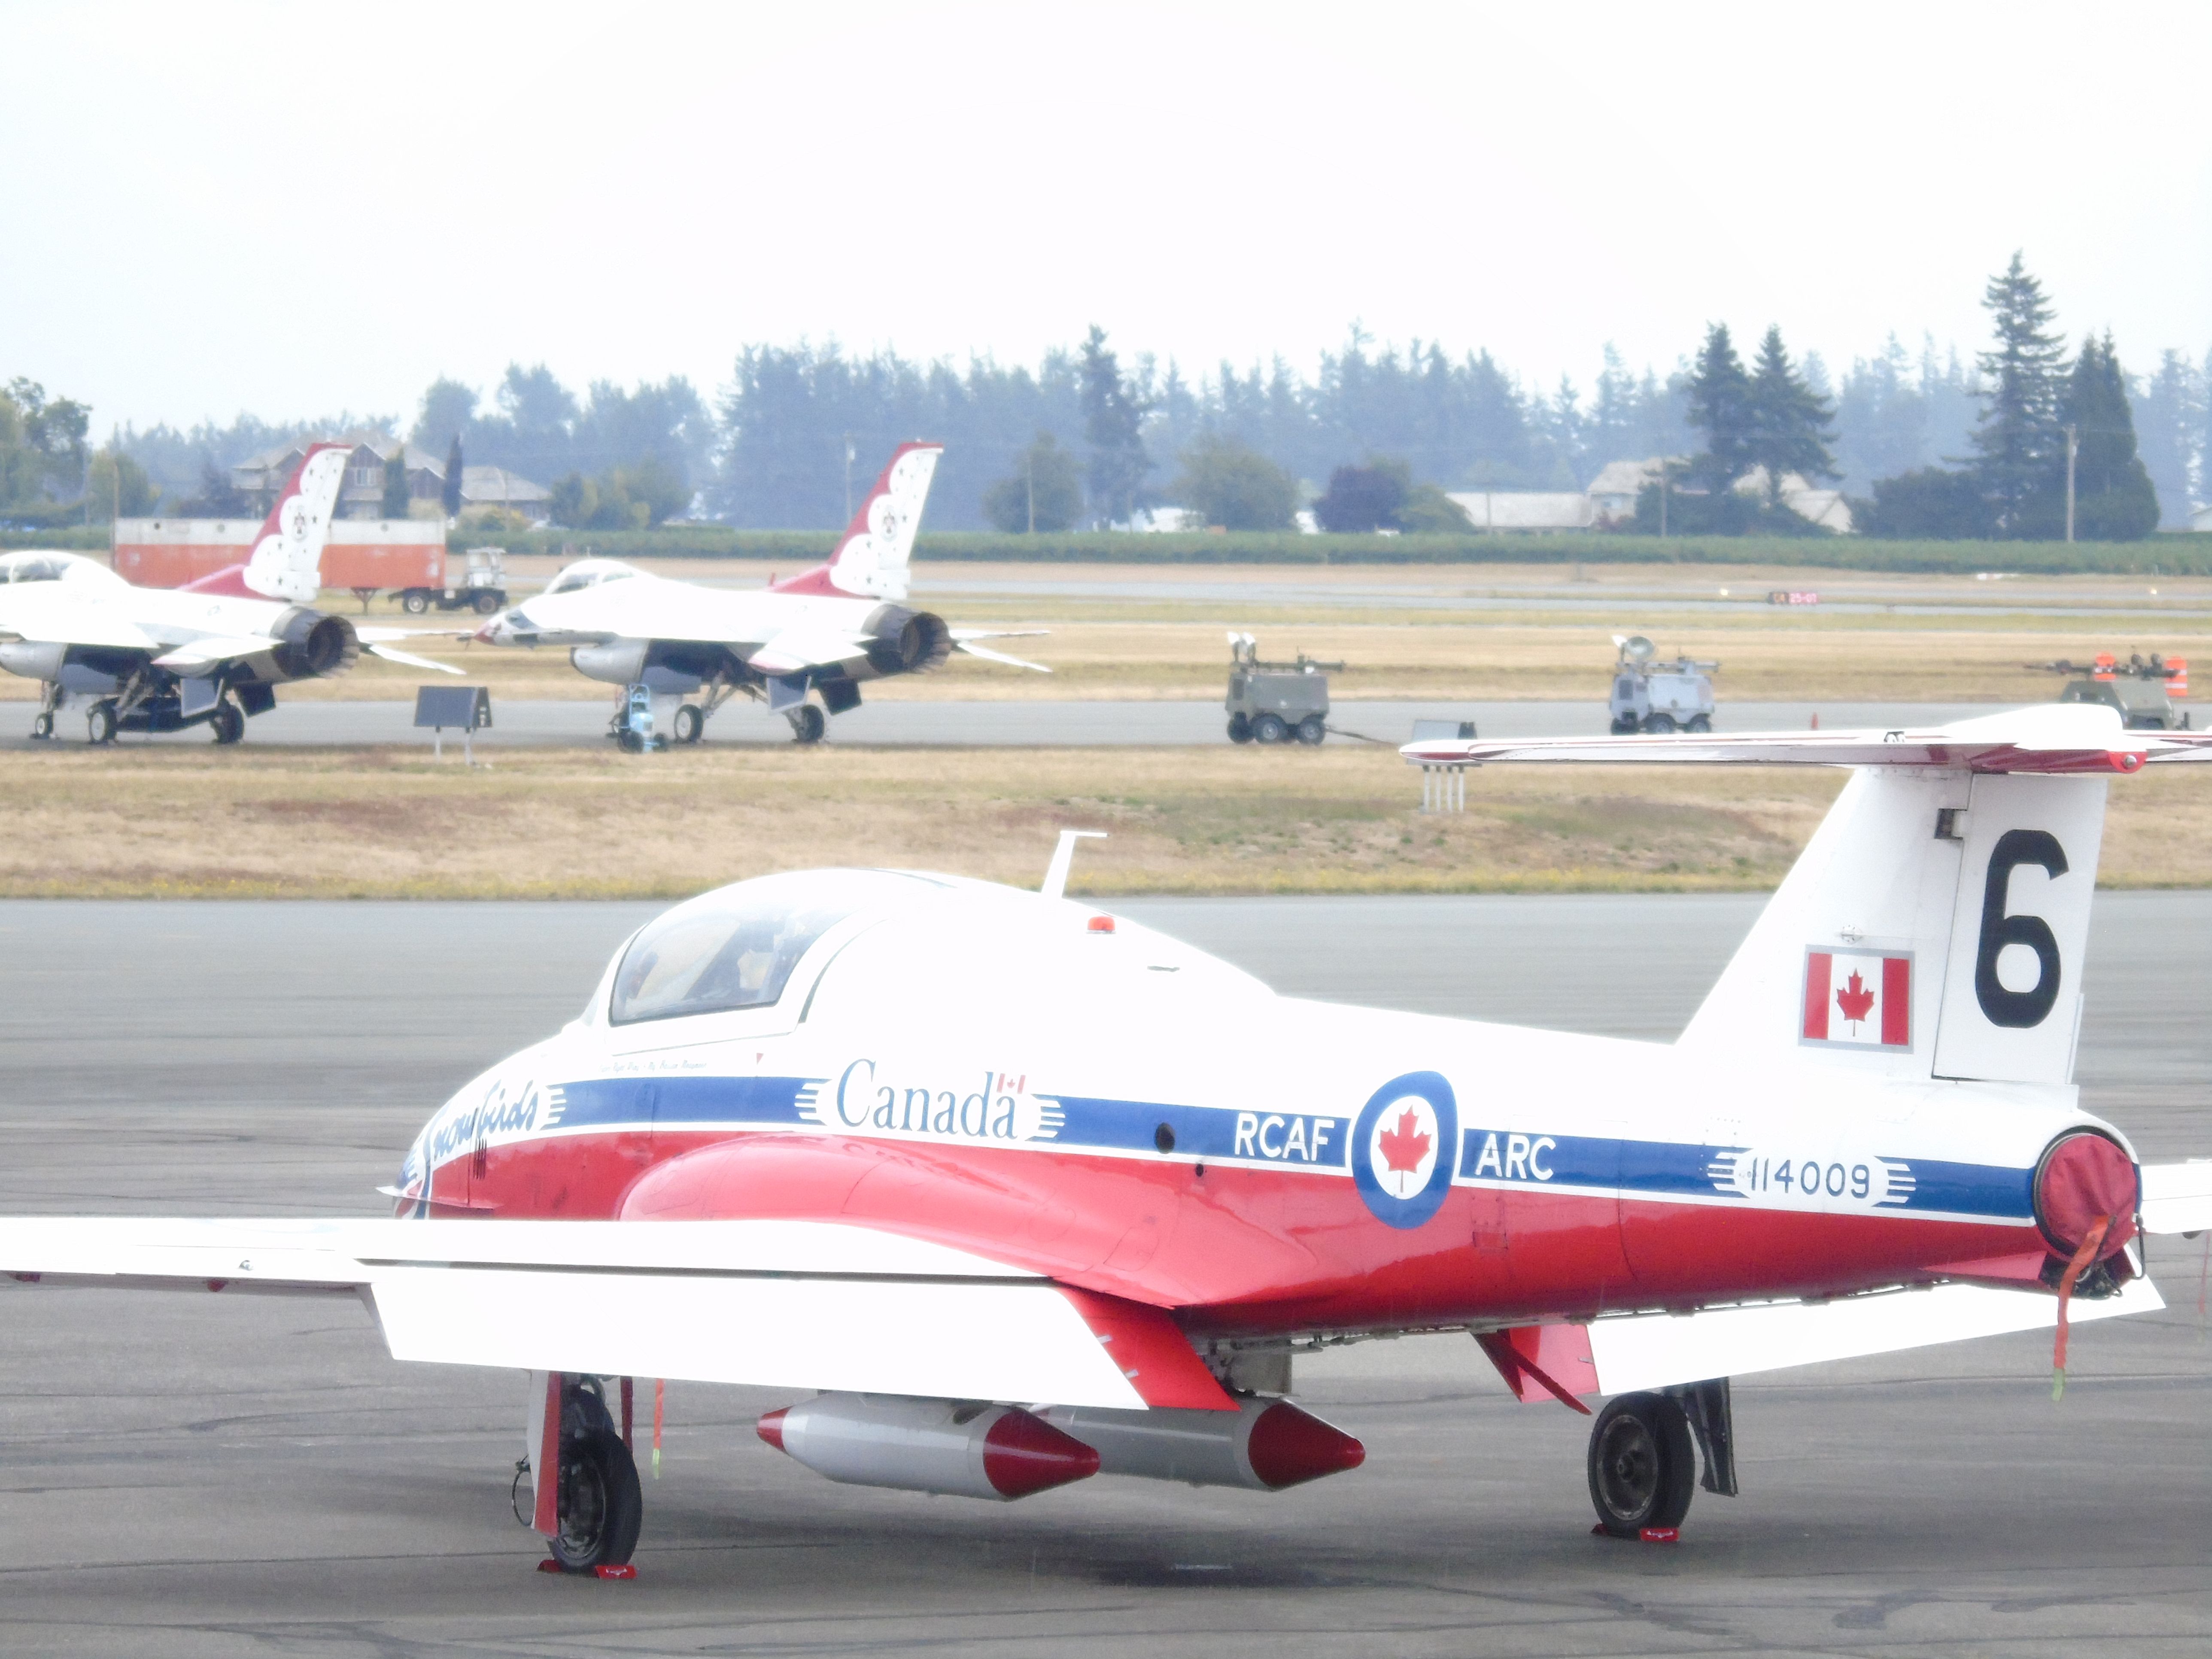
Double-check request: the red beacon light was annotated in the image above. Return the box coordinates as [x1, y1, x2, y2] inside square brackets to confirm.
[1087, 915, 1116, 934]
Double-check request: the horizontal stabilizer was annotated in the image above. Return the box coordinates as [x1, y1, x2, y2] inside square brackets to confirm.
[1404, 705, 2188, 775]
[954, 639, 1051, 672]
[1584, 1275, 2163, 1396]
[364, 642, 464, 674]
[2141, 1161, 2212, 1235]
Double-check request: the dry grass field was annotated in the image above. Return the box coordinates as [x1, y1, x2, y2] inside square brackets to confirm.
[1, 742, 2205, 900]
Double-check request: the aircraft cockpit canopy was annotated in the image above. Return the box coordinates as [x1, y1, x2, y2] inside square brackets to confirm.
[544, 558, 644, 597]
[608, 869, 943, 1025]
[0, 551, 124, 588]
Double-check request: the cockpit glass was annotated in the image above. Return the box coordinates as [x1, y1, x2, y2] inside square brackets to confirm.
[609, 869, 936, 1025]
[4, 556, 72, 583]
[545, 562, 638, 596]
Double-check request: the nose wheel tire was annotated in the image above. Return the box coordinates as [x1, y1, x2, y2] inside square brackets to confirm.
[86, 702, 117, 745]
[672, 704, 704, 745]
[1586, 1392, 1695, 1538]
[547, 1425, 643, 1574]
[30, 711, 52, 740]
[786, 704, 826, 745]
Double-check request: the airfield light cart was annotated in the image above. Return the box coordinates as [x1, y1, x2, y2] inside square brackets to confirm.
[1225, 631, 1343, 745]
[398, 547, 510, 617]
[2030, 652, 2191, 730]
[1607, 634, 1717, 734]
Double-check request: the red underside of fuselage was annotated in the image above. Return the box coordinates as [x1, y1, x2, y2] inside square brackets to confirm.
[418, 1129, 2042, 1340]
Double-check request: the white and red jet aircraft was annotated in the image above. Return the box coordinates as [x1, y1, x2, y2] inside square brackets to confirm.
[0, 441, 456, 743]
[3, 703, 2210, 1574]
[473, 441, 1046, 745]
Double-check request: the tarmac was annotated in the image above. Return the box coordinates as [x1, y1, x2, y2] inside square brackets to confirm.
[0, 893, 2206, 1655]
[3, 697, 1993, 750]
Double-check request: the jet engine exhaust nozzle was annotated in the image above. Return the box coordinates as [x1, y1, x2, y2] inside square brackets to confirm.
[866, 607, 952, 675]
[757, 1395, 1098, 1501]
[270, 607, 360, 679]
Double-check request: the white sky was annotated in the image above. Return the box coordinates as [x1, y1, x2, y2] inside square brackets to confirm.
[6, 0, 2208, 434]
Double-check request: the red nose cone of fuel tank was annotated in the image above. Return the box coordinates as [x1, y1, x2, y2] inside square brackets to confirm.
[755, 1407, 788, 1452]
[980, 1408, 1101, 1498]
[2035, 1132, 2139, 1258]
[1244, 1400, 1368, 1490]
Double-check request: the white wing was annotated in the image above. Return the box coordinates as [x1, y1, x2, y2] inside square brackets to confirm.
[951, 629, 1051, 673]
[2141, 1161, 2212, 1235]
[150, 635, 282, 670]
[0, 1215, 1160, 1409]
[747, 629, 870, 676]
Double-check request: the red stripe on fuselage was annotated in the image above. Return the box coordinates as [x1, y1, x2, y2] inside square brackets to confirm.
[431, 1127, 2045, 1339]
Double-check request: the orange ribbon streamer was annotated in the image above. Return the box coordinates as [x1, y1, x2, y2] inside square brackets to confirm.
[2051, 1214, 2112, 1402]
[653, 1377, 665, 1478]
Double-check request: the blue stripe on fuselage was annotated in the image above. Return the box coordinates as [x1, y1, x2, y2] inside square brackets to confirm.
[541, 1075, 817, 1131]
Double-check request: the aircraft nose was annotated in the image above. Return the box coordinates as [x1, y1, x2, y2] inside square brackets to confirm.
[475, 608, 520, 644]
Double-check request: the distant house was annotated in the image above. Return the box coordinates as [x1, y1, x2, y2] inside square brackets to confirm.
[231, 438, 549, 524]
[1586, 459, 1666, 525]
[1580, 457, 1854, 534]
[2191, 504, 2212, 534]
[1445, 491, 1595, 532]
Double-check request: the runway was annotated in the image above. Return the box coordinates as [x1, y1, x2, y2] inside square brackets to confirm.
[6, 696, 1993, 749]
[0, 894, 2207, 1655]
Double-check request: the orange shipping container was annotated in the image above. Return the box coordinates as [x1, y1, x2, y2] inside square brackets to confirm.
[113, 518, 447, 592]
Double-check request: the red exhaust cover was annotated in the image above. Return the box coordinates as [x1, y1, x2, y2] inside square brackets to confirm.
[2035, 1132, 2138, 1258]
[1244, 1401, 1366, 1490]
[980, 1408, 1100, 1498]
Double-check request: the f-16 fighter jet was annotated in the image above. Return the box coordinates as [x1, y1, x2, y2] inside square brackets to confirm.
[473, 441, 1046, 745]
[0, 441, 457, 743]
[3, 704, 2209, 1574]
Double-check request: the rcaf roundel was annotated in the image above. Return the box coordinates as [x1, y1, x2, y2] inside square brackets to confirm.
[1802, 947, 1912, 1051]
[1350, 1071, 1458, 1228]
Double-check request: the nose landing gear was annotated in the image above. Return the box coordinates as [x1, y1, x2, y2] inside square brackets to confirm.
[535, 1378, 643, 1575]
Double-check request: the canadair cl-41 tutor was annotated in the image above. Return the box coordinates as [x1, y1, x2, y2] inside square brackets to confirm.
[0, 441, 457, 743]
[474, 440, 1046, 746]
[3, 702, 2209, 1573]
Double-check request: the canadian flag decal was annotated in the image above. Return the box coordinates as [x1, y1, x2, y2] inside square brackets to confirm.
[1802, 948, 1912, 1049]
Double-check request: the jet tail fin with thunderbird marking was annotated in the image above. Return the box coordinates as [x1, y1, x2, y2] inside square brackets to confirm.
[179, 442, 352, 604]
[768, 442, 943, 602]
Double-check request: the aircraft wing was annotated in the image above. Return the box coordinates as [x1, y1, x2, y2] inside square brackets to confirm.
[0, 1216, 1228, 1411]
[2141, 1160, 2212, 1234]
[747, 629, 872, 676]
[0, 589, 156, 651]
[149, 635, 284, 670]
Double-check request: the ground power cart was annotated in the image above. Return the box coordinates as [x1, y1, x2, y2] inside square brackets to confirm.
[1608, 633, 1717, 733]
[1225, 632, 1341, 745]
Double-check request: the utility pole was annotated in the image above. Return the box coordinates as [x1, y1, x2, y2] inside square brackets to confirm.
[1658, 456, 1669, 538]
[2064, 424, 2078, 543]
[842, 434, 856, 521]
[1024, 448, 1035, 534]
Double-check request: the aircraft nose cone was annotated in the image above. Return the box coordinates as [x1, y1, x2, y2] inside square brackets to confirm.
[475, 608, 520, 644]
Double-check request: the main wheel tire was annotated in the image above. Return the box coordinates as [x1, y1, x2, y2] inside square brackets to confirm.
[472, 590, 502, 615]
[1643, 713, 1677, 735]
[30, 711, 52, 740]
[1296, 714, 1326, 745]
[210, 700, 246, 745]
[1685, 714, 1711, 733]
[672, 704, 704, 745]
[401, 591, 431, 615]
[1228, 714, 1253, 744]
[787, 704, 826, 745]
[1586, 1392, 1696, 1538]
[86, 702, 116, 745]
[547, 1427, 644, 1573]
[1252, 712, 1289, 744]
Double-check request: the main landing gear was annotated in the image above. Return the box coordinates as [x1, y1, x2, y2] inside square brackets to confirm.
[785, 703, 825, 744]
[1585, 1379, 1735, 1539]
[528, 1378, 643, 1574]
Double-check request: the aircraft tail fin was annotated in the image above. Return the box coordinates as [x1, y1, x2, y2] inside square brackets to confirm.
[1403, 706, 2206, 1089]
[179, 442, 351, 603]
[768, 442, 943, 601]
